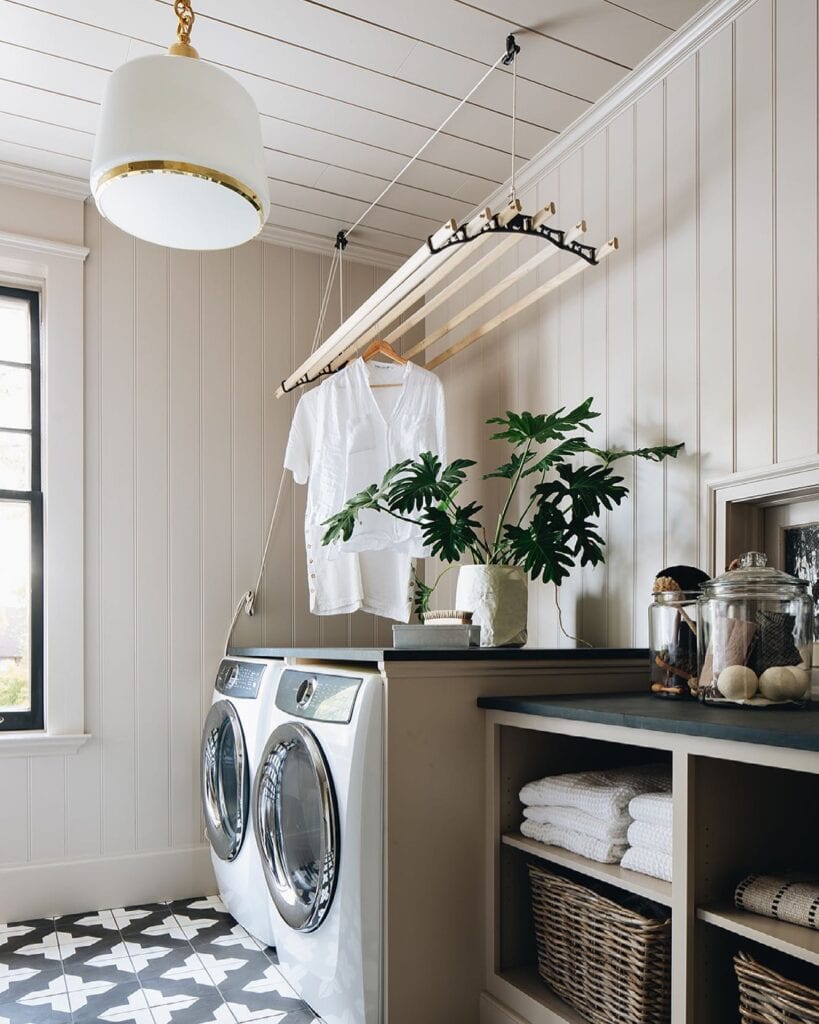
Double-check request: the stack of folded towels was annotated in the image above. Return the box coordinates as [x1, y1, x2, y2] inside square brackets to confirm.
[519, 764, 671, 865]
[621, 790, 673, 881]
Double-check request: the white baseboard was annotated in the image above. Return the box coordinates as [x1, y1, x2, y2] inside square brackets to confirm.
[0, 845, 216, 922]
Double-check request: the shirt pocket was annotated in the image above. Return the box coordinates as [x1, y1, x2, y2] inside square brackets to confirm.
[345, 415, 378, 496]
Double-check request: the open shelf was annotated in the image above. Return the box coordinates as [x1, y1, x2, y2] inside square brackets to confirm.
[502, 831, 672, 906]
[495, 965, 589, 1024]
[698, 904, 819, 967]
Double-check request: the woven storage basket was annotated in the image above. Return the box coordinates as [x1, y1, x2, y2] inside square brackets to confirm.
[527, 863, 671, 1024]
[735, 952, 819, 1024]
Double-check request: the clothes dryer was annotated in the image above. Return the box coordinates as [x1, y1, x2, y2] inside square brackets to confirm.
[201, 656, 284, 948]
[253, 666, 384, 1024]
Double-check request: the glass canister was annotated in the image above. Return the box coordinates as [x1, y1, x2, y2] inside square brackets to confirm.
[650, 591, 701, 699]
[697, 552, 813, 707]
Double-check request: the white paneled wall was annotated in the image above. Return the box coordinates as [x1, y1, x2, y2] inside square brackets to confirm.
[0, 204, 391, 917]
[430, 0, 818, 648]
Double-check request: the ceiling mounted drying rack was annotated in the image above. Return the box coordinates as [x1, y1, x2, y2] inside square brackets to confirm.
[276, 34, 617, 398]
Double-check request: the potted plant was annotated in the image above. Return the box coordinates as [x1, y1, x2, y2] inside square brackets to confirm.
[322, 398, 682, 646]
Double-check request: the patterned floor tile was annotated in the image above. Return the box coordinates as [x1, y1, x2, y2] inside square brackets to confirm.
[0, 924, 55, 958]
[55, 910, 121, 936]
[141, 985, 225, 1024]
[133, 947, 219, 989]
[71, 982, 152, 1024]
[8, 972, 75, 1021]
[205, 924, 266, 955]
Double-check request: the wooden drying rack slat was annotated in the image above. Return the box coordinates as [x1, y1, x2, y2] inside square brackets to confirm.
[275, 202, 616, 398]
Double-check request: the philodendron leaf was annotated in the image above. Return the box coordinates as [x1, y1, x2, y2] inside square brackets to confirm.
[321, 484, 381, 544]
[387, 453, 475, 513]
[487, 398, 600, 446]
[556, 463, 628, 518]
[587, 442, 685, 465]
[527, 436, 591, 475]
[569, 518, 607, 567]
[503, 504, 575, 584]
[420, 501, 483, 563]
[483, 449, 537, 480]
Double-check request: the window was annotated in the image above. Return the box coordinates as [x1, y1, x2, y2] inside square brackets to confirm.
[0, 286, 43, 731]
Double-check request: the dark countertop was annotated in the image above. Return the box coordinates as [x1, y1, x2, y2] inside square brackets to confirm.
[228, 646, 648, 664]
[476, 692, 819, 752]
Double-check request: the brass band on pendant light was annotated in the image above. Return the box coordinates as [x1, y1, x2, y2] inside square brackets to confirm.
[90, 0, 270, 250]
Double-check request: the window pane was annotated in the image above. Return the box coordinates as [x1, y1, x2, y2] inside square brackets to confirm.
[0, 298, 30, 364]
[0, 365, 31, 429]
[0, 501, 31, 714]
[0, 432, 30, 490]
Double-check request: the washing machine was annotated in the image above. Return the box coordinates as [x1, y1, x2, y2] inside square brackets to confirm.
[201, 656, 284, 948]
[253, 665, 384, 1024]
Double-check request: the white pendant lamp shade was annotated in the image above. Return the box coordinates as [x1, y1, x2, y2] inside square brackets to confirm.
[91, 54, 270, 250]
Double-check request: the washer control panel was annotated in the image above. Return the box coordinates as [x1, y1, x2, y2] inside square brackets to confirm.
[215, 659, 267, 699]
[275, 669, 362, 723]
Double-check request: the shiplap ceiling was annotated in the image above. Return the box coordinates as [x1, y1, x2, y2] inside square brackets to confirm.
[0, 0, 708, 259]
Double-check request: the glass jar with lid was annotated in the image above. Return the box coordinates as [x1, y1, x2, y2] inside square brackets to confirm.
[697, 552, 813, 707]
[649, 566, 709, 699]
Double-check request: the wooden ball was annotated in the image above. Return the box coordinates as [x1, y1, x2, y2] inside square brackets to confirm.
[716, 664, 758, 700]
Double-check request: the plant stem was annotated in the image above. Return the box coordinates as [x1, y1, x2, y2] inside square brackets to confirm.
[491, 439, 532, 562]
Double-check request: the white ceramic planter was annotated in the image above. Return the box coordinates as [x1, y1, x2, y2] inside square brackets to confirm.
[455, 565, 528, 647]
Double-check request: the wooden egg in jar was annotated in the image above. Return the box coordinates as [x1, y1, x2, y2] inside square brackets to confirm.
[697, 552, 813, 707]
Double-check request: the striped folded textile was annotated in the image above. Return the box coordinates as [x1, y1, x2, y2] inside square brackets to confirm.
[735, 875, 819, 931]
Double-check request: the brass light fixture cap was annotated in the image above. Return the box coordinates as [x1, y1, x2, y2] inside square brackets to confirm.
[168, 40, 200, 58]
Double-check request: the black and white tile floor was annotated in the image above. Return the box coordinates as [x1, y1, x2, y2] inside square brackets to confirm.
[0, 896, 321, 1024]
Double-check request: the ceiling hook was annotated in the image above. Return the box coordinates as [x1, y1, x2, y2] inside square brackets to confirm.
[502, 33, 520, 66]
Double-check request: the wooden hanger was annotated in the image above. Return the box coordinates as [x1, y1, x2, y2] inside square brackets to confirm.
[362, 339, 408, 364]
[362, 339, 407, 388]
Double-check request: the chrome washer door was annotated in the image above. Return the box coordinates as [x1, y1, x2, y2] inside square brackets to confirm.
[254, 722, 339, 933]
[201, 700, 249, 862]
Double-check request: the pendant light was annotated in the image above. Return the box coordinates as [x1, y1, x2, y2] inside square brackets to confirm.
[90, 0, 270, 250]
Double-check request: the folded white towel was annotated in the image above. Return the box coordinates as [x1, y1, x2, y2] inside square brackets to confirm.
[520, 819, 628, 864]
[629, 791, 673, 828]
[627, 820, 672, 855]
[523, 804, 630, 842]
[519, 764, 671, 821]
[621, 845, 673, 882]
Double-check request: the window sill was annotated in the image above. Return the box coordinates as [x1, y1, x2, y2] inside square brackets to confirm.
[0, 733, 91, 757]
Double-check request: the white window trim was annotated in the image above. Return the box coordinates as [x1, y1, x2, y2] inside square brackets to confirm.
[0, 230, 90, 756]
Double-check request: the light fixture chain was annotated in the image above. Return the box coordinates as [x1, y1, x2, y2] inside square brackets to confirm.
[174, 0, 195, 44]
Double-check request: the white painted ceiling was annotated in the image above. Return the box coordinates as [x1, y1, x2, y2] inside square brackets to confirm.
[0, 0, 707, 258]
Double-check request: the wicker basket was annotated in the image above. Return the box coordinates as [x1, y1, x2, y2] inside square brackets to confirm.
[527, 863, 672, 1024]
[735, 952, 819, 1023]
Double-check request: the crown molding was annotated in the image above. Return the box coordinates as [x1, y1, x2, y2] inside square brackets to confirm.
[258, 221, 404, 270]
[0, 160, 90, 201]
[0, 230, 89, 262]
[480, 0, 757, 214]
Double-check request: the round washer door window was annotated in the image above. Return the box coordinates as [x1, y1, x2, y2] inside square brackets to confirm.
[254, 722, 339, 933]
[201, 700, 249, 862]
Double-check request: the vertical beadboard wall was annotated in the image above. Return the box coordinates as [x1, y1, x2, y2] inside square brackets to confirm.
[429, 0, 818, 648]
[0, 203, 392, 916]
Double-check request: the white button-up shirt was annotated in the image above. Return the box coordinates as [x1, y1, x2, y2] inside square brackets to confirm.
[284, 358, 447, 621]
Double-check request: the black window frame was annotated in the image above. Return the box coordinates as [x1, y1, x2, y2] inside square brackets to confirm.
[0, 285, 44, 732]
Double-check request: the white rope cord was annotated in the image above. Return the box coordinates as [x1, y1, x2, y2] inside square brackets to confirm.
[510, 52, 518, 201]
[223, 464, 290, 654]
[311, 248, 341, 354]
[343, 49, 509, 242]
